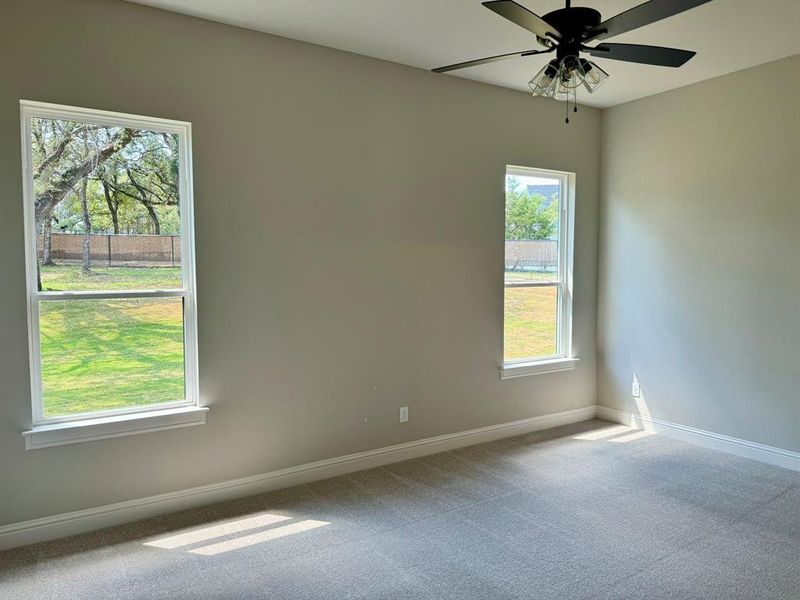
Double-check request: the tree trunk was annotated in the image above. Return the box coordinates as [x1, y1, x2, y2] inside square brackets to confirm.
[42, 215, 54, 266]
[79, 178, 91, 274]
[144, 202, 160, 234]
[102, 179, 120, 234]
[125, 168, 161, 234]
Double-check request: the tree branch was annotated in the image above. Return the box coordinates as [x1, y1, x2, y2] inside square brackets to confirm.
[33, 125, 103, 181]
[34, 128, 138, 222]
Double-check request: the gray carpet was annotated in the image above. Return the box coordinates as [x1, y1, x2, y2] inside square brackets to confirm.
[2, 419, 799, 599]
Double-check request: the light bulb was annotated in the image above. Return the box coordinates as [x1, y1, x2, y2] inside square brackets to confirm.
[559, 56, 584, 89]
[581, 60, 609, 93]
[529, 61, 560, 97]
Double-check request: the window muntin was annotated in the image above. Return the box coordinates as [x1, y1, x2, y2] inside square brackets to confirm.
[504, 166, 573, 364]
[21, 101, 198, 424]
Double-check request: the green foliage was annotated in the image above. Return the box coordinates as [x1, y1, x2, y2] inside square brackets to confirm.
[504, 176, 559, 241]
[32, 118, 181, 236]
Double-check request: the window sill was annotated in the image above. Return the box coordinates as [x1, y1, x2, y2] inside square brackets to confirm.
[500, 357, 578, 380]
[22, 406, 208, 450]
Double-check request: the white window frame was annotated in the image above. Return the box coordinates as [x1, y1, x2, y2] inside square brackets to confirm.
[501, 165, 577, 380]
[20, 100, 204, 445]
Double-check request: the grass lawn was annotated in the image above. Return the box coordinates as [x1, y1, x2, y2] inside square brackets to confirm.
[38, 265, 184, 417]
[504, 279, 558, 361]
[37, 264, 556, 416]
[40, 265, 182, 291]
[504, 269, 558, 283]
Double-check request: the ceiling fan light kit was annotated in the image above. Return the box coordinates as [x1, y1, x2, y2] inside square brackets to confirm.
[528, 56, 609, 122]
[433, 0, 712, 123]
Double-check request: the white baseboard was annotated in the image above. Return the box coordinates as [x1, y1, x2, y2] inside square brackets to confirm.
[597, 405, 800, 472]
[0, 405, 597, 551]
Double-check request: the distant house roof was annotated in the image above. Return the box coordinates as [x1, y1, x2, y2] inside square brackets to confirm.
[526, 184, 559, 202]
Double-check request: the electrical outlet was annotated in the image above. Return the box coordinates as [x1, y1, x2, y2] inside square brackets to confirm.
[632, 375, 641, 398]
[399, 406, 409, 423]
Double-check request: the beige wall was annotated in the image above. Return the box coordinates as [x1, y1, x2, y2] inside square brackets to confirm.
[0, 0, 600, 526]
[598, 55, 800, 452]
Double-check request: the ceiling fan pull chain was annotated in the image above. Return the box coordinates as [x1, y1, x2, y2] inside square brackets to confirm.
[565, 87, 577, 124]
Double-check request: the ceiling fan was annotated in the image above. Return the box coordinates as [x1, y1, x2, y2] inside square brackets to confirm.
[433, 0, 712, 122]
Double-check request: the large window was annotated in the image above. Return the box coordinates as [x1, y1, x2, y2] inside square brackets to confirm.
[21, 101, 199, 429]
[503, 165, 574, 375]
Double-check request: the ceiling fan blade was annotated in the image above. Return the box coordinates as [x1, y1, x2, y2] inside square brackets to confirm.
[584, 43, 696, 67]
[584, 0, 712, 42]
[432, 48, 549, 73]
[482, 0, 561, 41]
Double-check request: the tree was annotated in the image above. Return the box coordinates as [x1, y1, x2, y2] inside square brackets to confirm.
[30, 118, 181, 274]
[504, 176, 559, 241]
[31, 119, 139, 271]
[32, 124, 137, 223]
[101, 171, 121, 234]
[78, 177, 91, 273]
[41, 215, 54, 266]
[97, 133, 180, 235]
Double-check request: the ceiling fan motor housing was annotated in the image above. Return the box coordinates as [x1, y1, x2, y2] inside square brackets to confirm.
[539, 6, 602, 58]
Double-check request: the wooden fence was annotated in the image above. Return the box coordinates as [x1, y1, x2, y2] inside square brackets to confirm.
[38, 233, 180, 267]
[40, 234, 554, 271]
[505, 240, 558, 272]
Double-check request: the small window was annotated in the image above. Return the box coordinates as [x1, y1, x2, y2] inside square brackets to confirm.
[504, 166, 574, 365]
[21, 101, 198, 424]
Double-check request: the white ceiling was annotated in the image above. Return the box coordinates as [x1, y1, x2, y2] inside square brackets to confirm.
[128, 0, 800, 107]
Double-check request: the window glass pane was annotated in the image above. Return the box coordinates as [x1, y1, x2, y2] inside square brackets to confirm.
[504, 286, 558, 361]
[39, 297, 185, 417]
[31, 117, 182, 291]
[505, 173, 560, 283]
